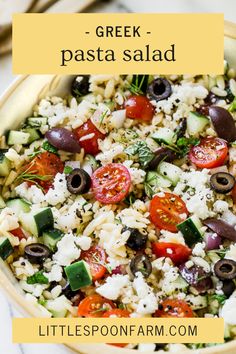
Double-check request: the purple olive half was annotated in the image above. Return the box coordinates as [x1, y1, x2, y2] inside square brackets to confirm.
[147, 147, 177, 170]
[203, 218, 236, 242]
[209, 106, 236, 142]
[45, 128, 81, 153]
[179, 263, 213, 294]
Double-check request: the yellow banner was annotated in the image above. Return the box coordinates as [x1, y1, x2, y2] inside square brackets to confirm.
[12, 318, 224, 343]
[12, 13, 224, 75]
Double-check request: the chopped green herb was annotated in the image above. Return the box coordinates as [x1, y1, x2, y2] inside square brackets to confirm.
[229, 97, 236, 112]
[99, 109, 108, 127]
[125, 141, 154, 168]
[176, 137, 200, 157]
[63, 166, 73, 174]
[42, 141, 58, 154]
[27, 271, 49, 285]
[210, 294, 227, 305]
[124, 192, 136, 206]
[144, 182, 155, 199]
[129, 75, 149, 95]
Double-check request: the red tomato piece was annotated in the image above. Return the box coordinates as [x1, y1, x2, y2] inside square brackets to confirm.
[81, 246, 107, 281]
[152, 242, 191, 265]
[189, 137, 228, 169]
[154, 299, 194, 318]
[102, 309, 131, 318]
[78, 295, 116, 318]
[150, 192, 188, 232]
[10, 227, 26, 240]
[91, 163, 131, 204]
[74, 119, 106, 155]
[103, 309, 131, 348]
[125, 95, 155, 121]
[23, 152, 64, 192]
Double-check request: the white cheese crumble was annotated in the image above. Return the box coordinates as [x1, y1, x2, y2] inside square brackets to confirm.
[45, 173, 70, 206]
[96, 274, 130, 300]
[53, 232, 81, 266]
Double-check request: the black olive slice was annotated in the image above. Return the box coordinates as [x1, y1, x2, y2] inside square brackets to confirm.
[147, 78, 172, 102]
[71, 75, 90, 98]
[203, 218, 236, 242]
[24, 243, 51, 264]
[210, 172, 235, 194]
[66, 168, 91, 194]
[222, 279, 236, 297]
[214, 259, 236, 280]
[124, 227, 147, 251]
[130, 254, 152, 278]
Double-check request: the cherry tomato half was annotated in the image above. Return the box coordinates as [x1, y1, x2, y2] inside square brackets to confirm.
[103, 309, 131, 348]
[91, 163, 131, 204]
[152, 242, 191, 265]
[81, 246, 107, 281]
[189, 137, 228, 169]
[23, 152, 64, 192]
[125, 95, 155, 121]
[74, 119, 106, 155]
[78, 295, 116, 318]
[102, 309, 131, 318]
[10, 227, 26, 240]
[154, 299, 194, 318]
[150, 192, 188, 232]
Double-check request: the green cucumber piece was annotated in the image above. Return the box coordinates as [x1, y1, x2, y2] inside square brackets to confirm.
[6, 198, 31, 215]
[0, 237, 14, 260]
[165, 276, 188, 295]
[27, 117, 48, 128]
[0, 149, 11, 177]
[8, 131, 30, 145]
[19, 208, 53, 237]
[43, 228, 64, 251]
[187, 112, 209, 136]
[157, 161, 182, 186]
[65, 260, 92, 291]
[151, 128, 176, 145]
[146, 171, 172, 188]
[177, 215, 203, 247]
[22, 128, 41, 143]
[83, 154, 99, 171]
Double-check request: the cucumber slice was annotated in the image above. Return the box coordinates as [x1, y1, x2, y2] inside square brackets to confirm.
[151, 128, 176, 145]
[27, 117, 48, 128]
[22, 128, 41, 143]
[0, 149, 11, 177]
[187, 112, 209, 136]
[83, 154, 99, 171]
[65, 260, 92, 291]
[146, 171, 172, 188]
[0, 237, 14, 260]
[43, 228, 64, 252]
[0, 196, 6, 209]
[177, 215, 203, 247]
[19, 208, 54, 237]
[157, 161, 182, 186]
[7, 131, 30, 145]
[164, 276, 188, 295]
[6, 198, 31, 215]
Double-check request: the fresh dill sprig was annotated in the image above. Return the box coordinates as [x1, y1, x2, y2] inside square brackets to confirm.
[16, 164, 52, 188]
[129, 75, 149, 95]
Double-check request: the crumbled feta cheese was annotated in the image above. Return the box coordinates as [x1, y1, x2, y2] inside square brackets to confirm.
[138, 343, 156, 352]
[45, 173, 70, 206]
[45, 264, 63, 282]
[225, 244, 236, 262]
[96, 274, 130, 300]
[192, 242, 206, 257]
[75, 236, 92, 251]
[159, 230, 185, 245]
[53, 232, 81, 266]
[221, 297, 236, 325]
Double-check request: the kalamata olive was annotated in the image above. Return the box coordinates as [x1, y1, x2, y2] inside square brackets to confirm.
[111, 265, 127, 275]
[147, 147, 177, 170]
[130, 254, 152, 278]
[24, 243, 51, 264]
[147, 78, 172, 102]
[209, 106, 236, 142]
[175, 118, 187, 140]
[45, 128, 81, 153]
[71, 75, 90, 97]
[179, 263, 213, 293]
[205, 92, 219, 105]
[66, 168, 91, 194]
[214, 259, 236, 280]
[196, 104, 210, 116]
[203, 218, 236, 242]
[222, 280, 236, 297]
[210, 172, 235, 194]
[124, 227, 148, 251]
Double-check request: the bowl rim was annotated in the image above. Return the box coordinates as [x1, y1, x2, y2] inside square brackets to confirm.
[1, 20, 236, 354]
